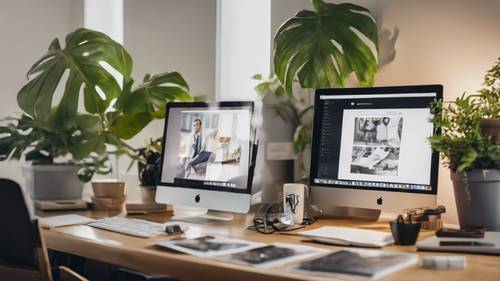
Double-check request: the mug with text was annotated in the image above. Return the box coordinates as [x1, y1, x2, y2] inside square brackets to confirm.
[283, 183, 306, 224]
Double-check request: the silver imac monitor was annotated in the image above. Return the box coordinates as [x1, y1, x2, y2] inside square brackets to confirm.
[156, 101, 254, 221]
[309, 85, 442, 220]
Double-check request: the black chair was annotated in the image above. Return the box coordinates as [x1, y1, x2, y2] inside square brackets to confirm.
[0, 178, 87, 281]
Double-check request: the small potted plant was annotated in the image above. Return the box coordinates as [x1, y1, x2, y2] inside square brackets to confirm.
[429, 58, 500, 230]
[129, 138, 163, 204]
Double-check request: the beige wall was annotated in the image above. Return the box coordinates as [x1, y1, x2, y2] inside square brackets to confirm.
[271, 0, 500, 224]
[0, 0, 83, 185]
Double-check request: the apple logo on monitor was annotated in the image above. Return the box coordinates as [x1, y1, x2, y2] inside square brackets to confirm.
[195, 194, 201, 203]
[377, 196, 383, 205]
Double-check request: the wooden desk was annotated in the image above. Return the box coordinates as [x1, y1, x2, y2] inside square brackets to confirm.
[38, 207, 500, 281]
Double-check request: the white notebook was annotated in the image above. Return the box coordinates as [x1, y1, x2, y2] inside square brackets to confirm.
[39, 214, 95, 228]
[297, 226, 394, 248]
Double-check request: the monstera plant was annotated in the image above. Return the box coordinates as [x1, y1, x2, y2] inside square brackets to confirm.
[256, 0, 379, 179]
[0, 28, 192, 190]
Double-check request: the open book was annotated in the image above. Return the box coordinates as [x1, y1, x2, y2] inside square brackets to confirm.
[296, 226, 394, 248]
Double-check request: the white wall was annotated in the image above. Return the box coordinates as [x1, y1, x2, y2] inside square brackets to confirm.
[0, 0, 83, 184]
[118, 0, 217, 183]
[84, 0, 123, 44]
[216, 0, 271, 101]
[271, 0, 500, 224]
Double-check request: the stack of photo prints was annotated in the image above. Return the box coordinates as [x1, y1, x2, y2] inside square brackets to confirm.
[155, 235, 417, 279]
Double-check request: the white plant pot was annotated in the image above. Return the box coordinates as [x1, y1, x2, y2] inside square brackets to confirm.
[23, 165, 83, 200]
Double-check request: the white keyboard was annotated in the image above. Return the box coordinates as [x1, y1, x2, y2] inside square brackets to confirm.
[88, 217, 166, 238]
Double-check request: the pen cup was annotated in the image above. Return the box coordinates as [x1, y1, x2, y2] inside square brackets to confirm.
[390, 221, 421, 245]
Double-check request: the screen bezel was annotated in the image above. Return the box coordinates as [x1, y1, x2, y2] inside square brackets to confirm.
[158, 101, 254, 195]
[309, 85, 442, 195]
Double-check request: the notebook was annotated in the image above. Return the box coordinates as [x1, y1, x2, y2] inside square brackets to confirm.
[292, 248, 418, 280]
[296, 226, 394, 248]
[417, 231, 500, 255]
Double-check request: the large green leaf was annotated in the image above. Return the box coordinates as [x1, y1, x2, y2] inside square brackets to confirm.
[17, 28, 133, 129]
[110, 112, 154, 140]
[274, 0, 378, 94]
[115, 71, 191, 117]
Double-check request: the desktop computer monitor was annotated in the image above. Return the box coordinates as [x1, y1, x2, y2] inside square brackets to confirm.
[309, 85, 442, 220]
[156, 101, 254, 220]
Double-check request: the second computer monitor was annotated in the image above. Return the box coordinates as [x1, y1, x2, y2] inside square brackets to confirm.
[310, 85, 442, 219]
[156, 101, 254, 214]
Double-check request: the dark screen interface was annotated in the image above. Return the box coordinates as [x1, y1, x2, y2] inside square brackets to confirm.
[310, 93, 438, 194]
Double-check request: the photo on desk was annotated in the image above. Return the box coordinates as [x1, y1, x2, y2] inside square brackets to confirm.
[155, 235, 264, 258]
[289, 248, 418, 280]
[217, 243, 328, 269]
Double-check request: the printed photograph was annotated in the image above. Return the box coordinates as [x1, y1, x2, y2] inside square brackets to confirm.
[155, 235, 264, 258]
[350, 146, 400, 176]
[229, 245, 295, 265]
[353, 117, 403, 146]
[173, 236, 247, 252]
[173, 111, 249, 186]
[218, 243, 328, 269]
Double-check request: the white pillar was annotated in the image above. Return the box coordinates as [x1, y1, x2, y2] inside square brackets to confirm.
[84, 0, 123, 44]
[216, 0, 271, 101]
[84, 0, 124, 179]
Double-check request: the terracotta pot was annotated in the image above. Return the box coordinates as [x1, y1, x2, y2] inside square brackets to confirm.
[140, 185, 157, 203]
[91, 179, 125, 198]
[92, 196, 126, 211]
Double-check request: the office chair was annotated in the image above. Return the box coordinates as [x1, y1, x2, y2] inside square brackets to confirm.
[0, 178, 87, 281]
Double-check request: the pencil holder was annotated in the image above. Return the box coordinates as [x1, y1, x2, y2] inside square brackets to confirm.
[389, 221, 421, 245]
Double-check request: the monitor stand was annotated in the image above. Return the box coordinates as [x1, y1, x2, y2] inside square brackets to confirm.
[323, 206, 382, 221]
[173, 208, 234, 224]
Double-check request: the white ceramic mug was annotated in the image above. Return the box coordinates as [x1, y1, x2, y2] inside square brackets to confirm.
[283, 183, 306, 224]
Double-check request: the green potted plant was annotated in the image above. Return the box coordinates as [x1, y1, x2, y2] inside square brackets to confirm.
[128, 137, 163, 203]
[255, 0, 379, 180]
[478, 58, 500, 141]
[429, 58, 500, 230]
[0, 28, 192, 201]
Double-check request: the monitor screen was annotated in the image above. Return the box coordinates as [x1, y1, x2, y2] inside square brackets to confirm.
[310, 85, 442, 194]
[160, 102, 253, 194]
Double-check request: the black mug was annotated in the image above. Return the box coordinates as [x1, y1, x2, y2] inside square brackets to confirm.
[390, 221, 421, 245]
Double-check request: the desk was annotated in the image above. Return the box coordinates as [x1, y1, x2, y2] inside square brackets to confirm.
[37, 207, 500, 281]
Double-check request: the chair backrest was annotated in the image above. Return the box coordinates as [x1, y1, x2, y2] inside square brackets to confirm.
[0, 178, 52, 281]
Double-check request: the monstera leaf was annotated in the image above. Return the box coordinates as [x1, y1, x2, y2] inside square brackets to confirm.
[274, 0, 378, 94]
[111, 71, 192, 139]
[17, 28, 132, 130]
[116, 71, 191, 116]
